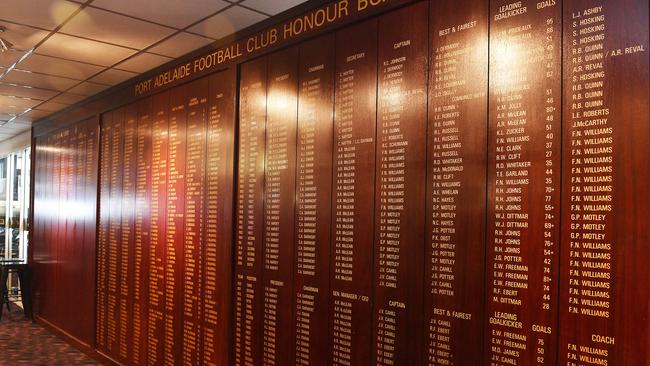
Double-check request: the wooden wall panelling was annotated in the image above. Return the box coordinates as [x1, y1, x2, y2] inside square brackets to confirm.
[372, 2, 428, 365]
[62, 125, 78, 337]
[182, 77, 209, 365]
[202, 68, 237, 366]
[40, 133, 52, 324]
[97, 113, 112, 352]
[107, 108, 124, 358]
[31, 118, 99, 347]
[68, 118, 98, 346]
[147, 91, 170, 365]
[52, 129, 66, 328]
[329, 18, 378, 366]
[47, 133, 58, 324]
[132, 97, 153, 366]
[119, 105, 138, 363]
[32, 137, 45, 321]
[27, 1, 650, 365]
[293, 33, 335, 366]
[263, 46, 299, 366]
[485, 0, 562, 364]
[164, 83, 188, 365]
[69, 123, 85, 340]
[234, 56, 268, 366]
[559, 0, 650, 364]
[425, 0, 489, 363]
[109, 109, 125, 357]
[81, 119, 99, 346]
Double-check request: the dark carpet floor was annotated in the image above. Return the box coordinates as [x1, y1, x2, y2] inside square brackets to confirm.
[0, 302, 100, 365]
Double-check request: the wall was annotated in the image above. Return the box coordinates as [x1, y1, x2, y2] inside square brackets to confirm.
[93, 69, 236, 365]
[32, 118, 98, 346]
[30, 0, 650, 365]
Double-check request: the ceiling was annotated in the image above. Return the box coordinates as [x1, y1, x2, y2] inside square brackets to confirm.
[0, 0, 307, 142]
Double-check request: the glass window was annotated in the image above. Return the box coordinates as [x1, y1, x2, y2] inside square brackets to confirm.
[0, 148, 30, 260]
[0, 157, 7, 258]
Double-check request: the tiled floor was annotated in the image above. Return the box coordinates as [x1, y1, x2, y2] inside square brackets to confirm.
[0, 302, 100, 365]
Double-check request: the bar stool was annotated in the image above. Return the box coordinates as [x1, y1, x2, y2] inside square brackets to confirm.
[0, 286, 10, 313]
[0, 259, 32, 320]
[0, 265, 11, 320]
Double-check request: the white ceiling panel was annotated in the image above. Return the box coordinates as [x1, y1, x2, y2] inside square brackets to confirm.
[0, 122, 31, 132]
[115, 52, 173, 73]
[91, 0, 230, 29]
[49, 92, 86, 105]
[35, 100, 69, 112]
[37, 33, 136, 67]
[148, 32, 215, 58]
[89, 68, 138, 86]
[241, 0, 306, 15]
[0, 0, 81, 30]
[11, 119, 31, 125]
[188, 5, 267, 40]
[0, 94, 40, 110]
[18, 53, 105, 80]
[10, 117, 35, 125]
[67, 81, 109, 96]
[0, 113, 17, 121]
[1, 69, 80, 91]
[0, 83, 58, 100]
[60, 7, 176, 50]
[0, 101, 33, 115]
[0, 135, 17, 141]
[0, 49, 24, 68]
[20, 109, 51, 120]
[0, 0, 311, 142]
[0, 106, 27, 115]
[0, 93, 41, 107]
[0, 22, 50, 51]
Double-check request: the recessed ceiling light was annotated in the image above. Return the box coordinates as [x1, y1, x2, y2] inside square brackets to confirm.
[0, 27, 14, 53]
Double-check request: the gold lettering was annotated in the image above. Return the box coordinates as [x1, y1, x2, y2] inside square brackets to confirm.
[358, 0, 383, 11]
[134, 79, 152, 95]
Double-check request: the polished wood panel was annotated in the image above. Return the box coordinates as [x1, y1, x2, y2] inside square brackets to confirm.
[62, 125, 77, 337]
[559, 1, 650, 364]
[329, 18, 378, 366]
[182, 78, 208, 366]
[372, 2, 428, 365]
[147, 91, 169, 365]
[81, 121, 99, 344]
[485, 1, 562, 364]
[32, 136, 47, 324]
[97, 114, 111, 352]
[234, 57, 268, 366]
[119, 104, 137, 364]
[93, 71, 238, 366]
[164, 84, 187, 365]
[425, 0, 489, 364]
[203, 68, 237, 366]
[30, 2, 650, 365]
[293, 34, 335, 366]
[132, 97, 153, 366]
[33, 118, 98, 347]
[262, 46, 299, 366]
[106, 108, 124, 358]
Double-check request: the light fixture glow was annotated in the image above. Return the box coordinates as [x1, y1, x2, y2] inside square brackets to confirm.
[0, 26, 13, 53]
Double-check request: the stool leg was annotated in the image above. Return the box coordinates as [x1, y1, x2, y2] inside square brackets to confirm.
[17, 268, 32, 319]
[0, 267, 8, 320]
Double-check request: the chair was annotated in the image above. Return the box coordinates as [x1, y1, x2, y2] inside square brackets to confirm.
[0, 260, 32, 320]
